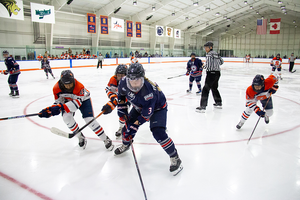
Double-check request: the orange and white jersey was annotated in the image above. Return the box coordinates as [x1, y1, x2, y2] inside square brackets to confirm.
[53, 79, 90, 113]
[271, 57, 282, 67]
[246, 55, 250, 60]
[105, 75, 118, 101]
[130, 56, 138, 64]
[245, 74, 278, 108]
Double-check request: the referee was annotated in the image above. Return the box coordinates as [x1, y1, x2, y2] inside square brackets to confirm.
[196, 41, 223, 113]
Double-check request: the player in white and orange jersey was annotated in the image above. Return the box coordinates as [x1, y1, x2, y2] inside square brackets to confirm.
[130, 55, 138, 64]
[101, 64, 128, 138]
[270, 53, 282, 80]
[38, 70, 114, 150]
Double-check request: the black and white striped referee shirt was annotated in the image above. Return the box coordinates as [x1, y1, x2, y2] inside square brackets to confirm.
[205, 50, 223, 72]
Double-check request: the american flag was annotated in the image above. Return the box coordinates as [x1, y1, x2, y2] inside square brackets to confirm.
[257, 19, 267, 35]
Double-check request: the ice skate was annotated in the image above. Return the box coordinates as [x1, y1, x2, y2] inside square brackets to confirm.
[12, 91, 19, 98]
[236, 121, 244, 129]
[196, 106, 206, 113]
[78, 133, 87, 149]
[115, 126, 122, 138]
[9, 91, 14, 96]
[196, 89, 201, 95]
[114, 143, 130, 155]
[186, 89, 191, 93]
[213, 103, 222, 109]
[104, 136, 114, 151]
[264, 115, 269, 124]
[170, 155, 183, 176]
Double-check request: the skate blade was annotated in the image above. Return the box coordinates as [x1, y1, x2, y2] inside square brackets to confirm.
[12, 96, 20, 98]
[79, 140, 87, 150]
[195, 109, 205, 113]
[107, 144, 114, 151]
[214, 106, 222, 109]
[172, 164, 183, 176]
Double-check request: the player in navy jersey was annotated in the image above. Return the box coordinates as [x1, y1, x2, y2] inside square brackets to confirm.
[2, 50, 20, 97]
[113, 63, 183, 176]
[186, 53, 203, 95]
[41, 56, 55, 79]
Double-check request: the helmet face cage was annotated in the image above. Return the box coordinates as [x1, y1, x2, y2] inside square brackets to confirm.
[252, 75, 265, 92]
[60, 70, 75, 85]
[126, 77, 144, 93]
[115, 64, 128, 76]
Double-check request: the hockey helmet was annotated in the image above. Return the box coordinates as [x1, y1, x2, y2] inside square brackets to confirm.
[204, 41, 213, 47]
[60, 70, 75, 85]
[2, 50, 9, 55]
[190, 53, 196, 57]
[115, 64, 128, 76]
[276, 53, 280, 57]
[126, 63, 145, 92]
[252, 74, 265, 92]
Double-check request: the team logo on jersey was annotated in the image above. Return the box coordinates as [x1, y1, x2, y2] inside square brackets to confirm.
[128, 91, 135, 101]
[144, 93, 153, 101]
[191, 65, 197, 71]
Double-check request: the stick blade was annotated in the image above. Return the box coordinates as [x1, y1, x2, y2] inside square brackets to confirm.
[50, 127, 70, 138]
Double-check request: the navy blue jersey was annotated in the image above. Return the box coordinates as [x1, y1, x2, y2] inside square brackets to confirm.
[41, 60, 51, 69]
[118, 77, 167, 125]
[5, 57, 20, 75]
[187, 58, 203, 77]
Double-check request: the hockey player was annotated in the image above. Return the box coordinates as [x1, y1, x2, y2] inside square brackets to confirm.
[245, 54, 251, 63]
[236, 74, 279, 129]
[113, 63, 183, 176]
[41, 56, 55, 79]
[270, 54, 282, 80]
[2, 50, 20, 97]
[186, 53, 203, 95]
[130, 55, 138, 64]
[101, 64, 128, 138]
[38, 70, 114, 150]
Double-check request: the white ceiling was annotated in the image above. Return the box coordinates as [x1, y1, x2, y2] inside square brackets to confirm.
[23, 0, 300, 37]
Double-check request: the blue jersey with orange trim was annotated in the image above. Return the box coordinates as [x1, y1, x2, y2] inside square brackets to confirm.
[4, 57, 20, 75]
[118, 77, 167, 125]
[187, 58, 203, 77]
[53, 79, 90, 113]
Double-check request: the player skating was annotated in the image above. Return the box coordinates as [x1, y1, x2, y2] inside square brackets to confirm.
[186, 53, 203, 95]
[38, 70, 114, 150]
[41, 56, 55, 79]
[245, 54, 251, 63]
[270, 54, 282, 80]
[236, 74, 279, 129]
[101, 64, 128, 138]
[112, 63, 183, 176]
[2, 50, 20, 98]
[130, 55, 138, 64]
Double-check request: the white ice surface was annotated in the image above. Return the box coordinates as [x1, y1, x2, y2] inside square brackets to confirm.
[0, 61, 300, 200]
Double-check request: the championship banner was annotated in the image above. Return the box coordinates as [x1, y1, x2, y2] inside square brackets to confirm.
[30, 2, 55, 24]
[0, 0, 24, 21]
[126, 20, 133, 37]
[136, 22, 142, 38]
[174, 29, 181, 39]
[111, 17, 124, 32]
[166, 27, 173, 37]
[270, 18, 281, 34]
[87, 13, 96, 34]
[100, 15, 109, 34]
[156, 25, 164, 37]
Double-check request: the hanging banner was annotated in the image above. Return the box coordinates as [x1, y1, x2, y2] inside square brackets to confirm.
[174, 29, 181, 39]
[156, 25, 164, 37]
[111, 17, 124, 32]
[126, 20, 133, 37]
[270, 18, 281, 34]
[87, 13, 96, 34]
[136, 22, 142, 38]
[166, 27, 173, 37]
[100, 15, 109, 34]
[0, 0, 24, 20]
[30, 2, 55, 24]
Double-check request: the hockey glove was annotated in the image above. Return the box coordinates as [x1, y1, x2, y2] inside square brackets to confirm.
[38, 107, 52, 118]
[186, 71, 190, 76]
[269, 85, 278, 95]
[101, 99, 117, 114]
[1, 70, 8, 75]
[117, 103, 128, 119]
[122, 123, 139, 142]
[254, 106, 265, 117]
[50, 103, 64, 116]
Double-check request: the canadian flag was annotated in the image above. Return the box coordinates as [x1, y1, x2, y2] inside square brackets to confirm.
[270, 18, 281, 34]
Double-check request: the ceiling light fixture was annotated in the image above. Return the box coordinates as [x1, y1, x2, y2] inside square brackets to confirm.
[243, 25, 245, 28]
[133, 1, 137, 6]
[256, 11, 259, 14]
[171, 12, 175, 16]
[152, 6, 155, 11]
[185, 16, 189, 20]
[146, 15, 153, 20]
[278, 0, 283, 4]
[249, 6, 253, 9]
[223, 16, 227, 19]
[244, 1, 248, 4]
[293, 20, 296, 23]
[197, 20, 200, 24]
[216, 12, 220, 16]
[193, 1, 198, 6]
[113, 7, 121, 14]
[205, 7, 210, 11]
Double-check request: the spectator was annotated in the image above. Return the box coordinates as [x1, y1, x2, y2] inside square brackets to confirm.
[68, 48, 72, 55]
[86, 49, 91, 55]
[106, 52, 110, 58]
[143, 52, 148, 57]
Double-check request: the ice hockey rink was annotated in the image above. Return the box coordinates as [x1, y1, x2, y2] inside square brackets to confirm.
[0, 60, 299, 200]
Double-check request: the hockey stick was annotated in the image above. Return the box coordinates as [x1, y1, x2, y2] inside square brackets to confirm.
[0, 113, 39, 121]
[167, 74, 186, 79]
[50, 111, 104, 138]
[130, 139, 148, 200]
[247, 93, 272, 144]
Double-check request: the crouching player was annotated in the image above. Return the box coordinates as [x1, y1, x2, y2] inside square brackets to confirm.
[236, 74, 279, 129]
[38, 70, 114, 150]
[112, 63, 183, 176]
